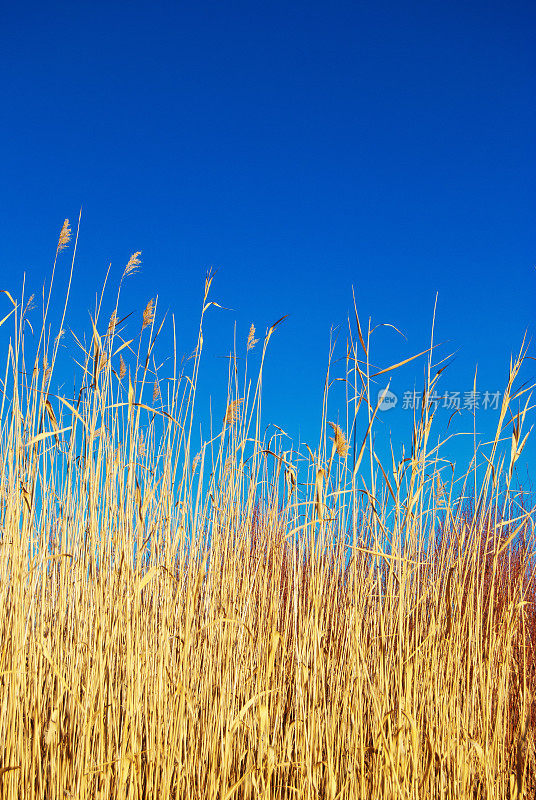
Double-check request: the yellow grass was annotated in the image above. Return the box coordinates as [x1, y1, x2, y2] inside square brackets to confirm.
[0, 226, 534, 798]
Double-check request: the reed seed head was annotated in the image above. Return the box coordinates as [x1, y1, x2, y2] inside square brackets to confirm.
[224, 398, 242, 428]
[247, 323, 259, 351]
[123, 251, 142, 279]
[57, 219, 71, 252]
[142, 299, 155, 331]
[329, 422, 349, 457]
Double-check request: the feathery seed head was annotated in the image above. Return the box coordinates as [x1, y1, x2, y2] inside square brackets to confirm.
[123, 251, 141, 279]
[224, 398, 242, 428]
[142, 299, 155, 331]
[24, 294, 36, 315]
[329, 422, 349, 457]
[42, 358, 52, 383]
[138, 431, 146, 458]
[247, 323, 259, 351]
[57, 219, 71, 252]
[107, 311, 118, 336]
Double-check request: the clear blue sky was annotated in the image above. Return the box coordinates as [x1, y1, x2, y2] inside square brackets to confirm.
[1, 1, 534, 482]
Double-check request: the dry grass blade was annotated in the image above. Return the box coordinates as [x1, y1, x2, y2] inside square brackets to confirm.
[27, 427, 72, 449]
[371, 344, 439, 377]
[265, 315, 288, 344]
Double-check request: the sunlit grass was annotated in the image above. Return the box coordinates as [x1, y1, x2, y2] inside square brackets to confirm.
[0, 221, 534, 799]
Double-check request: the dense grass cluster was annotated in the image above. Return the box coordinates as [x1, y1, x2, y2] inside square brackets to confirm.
[0, 223, 534, 798]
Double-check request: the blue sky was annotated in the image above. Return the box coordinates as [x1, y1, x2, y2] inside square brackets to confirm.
[1, 0, 534, 483]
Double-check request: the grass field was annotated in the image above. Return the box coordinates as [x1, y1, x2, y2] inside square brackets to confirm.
[0, 223, 534, 798]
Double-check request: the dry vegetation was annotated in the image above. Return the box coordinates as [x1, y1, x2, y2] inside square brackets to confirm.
[0, 221, 534, 799]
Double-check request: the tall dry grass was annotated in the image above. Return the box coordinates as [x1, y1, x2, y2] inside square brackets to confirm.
[0, 222, 534, 798]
